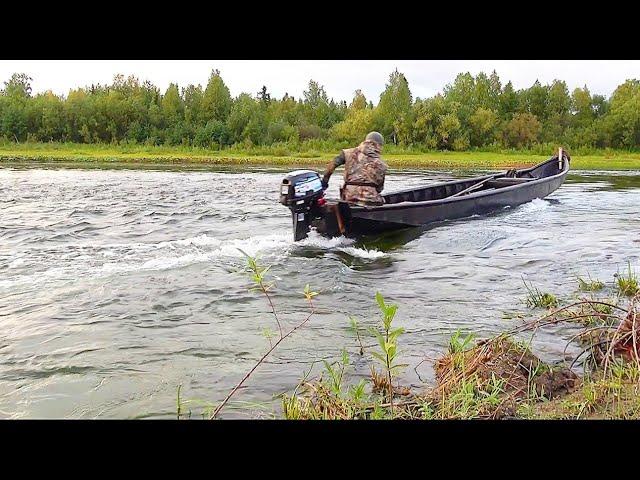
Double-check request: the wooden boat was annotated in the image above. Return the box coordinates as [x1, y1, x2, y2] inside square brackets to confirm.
[280, 149, 570, 241]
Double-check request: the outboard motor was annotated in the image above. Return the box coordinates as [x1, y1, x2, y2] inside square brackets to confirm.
[279, 170, 326, 241]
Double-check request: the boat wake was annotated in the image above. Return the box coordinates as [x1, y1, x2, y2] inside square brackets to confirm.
[153, 231, 386, 261]
[520, 198, 550, 212]
[298, 231, 388, 259]
[1, 231, 386, 291]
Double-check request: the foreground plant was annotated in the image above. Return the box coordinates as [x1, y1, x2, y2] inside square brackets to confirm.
[282, 350, 374, 420]
[523, 279, 558, 309]
[532, 358, 640, 419]
[615, 262, 639, 297]
[209, 252, 318, 419]
[425, 293, 640, 419]
[280, 286, 640, 420]
[369, 292, 407, 413]
[282, 292, 411, 420]
[577, 274, 604, 292]
[194, 254, 640, 420]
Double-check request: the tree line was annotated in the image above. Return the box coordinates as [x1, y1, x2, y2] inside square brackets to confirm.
[1, 68, 639, 150]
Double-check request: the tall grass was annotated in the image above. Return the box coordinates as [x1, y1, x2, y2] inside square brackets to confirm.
[615, 262, 639, 297]
[523, 279, 559, 309]
[577, 274, 605, 292]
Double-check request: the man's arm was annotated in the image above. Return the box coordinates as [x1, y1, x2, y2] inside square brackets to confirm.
[321, 151, 346, 188]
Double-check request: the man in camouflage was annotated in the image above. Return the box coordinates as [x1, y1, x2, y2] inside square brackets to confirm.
[321, 131, 388, 206]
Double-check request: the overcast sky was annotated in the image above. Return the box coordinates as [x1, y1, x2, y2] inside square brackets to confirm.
[1, 60, 638, 103]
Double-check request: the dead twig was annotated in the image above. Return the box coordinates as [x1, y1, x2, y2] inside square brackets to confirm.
[211, 297, 316, 419]
[507, 300, 628, 337]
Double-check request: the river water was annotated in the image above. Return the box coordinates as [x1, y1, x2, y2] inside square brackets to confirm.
[1, 164, 639, 418]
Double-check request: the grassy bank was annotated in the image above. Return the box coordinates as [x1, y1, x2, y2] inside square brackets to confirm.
[275, 292, 640, 420]
[178, 253, 640, 420]
[2, 142, 640, 170]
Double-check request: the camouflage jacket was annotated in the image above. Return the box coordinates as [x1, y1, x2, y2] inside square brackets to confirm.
[323, 140, 387, 206]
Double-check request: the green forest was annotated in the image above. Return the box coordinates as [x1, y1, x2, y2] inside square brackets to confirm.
[1, 68, 640, 152]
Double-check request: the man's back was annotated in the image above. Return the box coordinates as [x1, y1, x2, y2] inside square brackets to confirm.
[340, 142, 387, 206]
[321, 132, 388, 207]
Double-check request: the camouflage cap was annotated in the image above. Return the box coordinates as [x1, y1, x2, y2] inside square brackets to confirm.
[365, 131, 384, 146]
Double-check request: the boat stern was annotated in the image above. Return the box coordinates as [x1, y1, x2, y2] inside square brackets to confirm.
[279, 170, 327, 241]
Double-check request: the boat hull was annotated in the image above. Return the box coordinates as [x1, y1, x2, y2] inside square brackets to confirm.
[312, 153, 570, 238]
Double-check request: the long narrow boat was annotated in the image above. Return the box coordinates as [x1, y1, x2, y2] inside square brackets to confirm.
[279, 149, 570, 241]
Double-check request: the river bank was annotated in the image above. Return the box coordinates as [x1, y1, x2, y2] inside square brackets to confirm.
[2, 143, 640, 170]
[213, 257, 640, 421]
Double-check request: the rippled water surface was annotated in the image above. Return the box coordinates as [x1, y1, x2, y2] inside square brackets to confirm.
[1, 165, 639, 418]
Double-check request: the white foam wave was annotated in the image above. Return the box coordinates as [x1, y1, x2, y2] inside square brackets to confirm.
[298, 231, 386, 259]
[8, 258, 25, 269]
[96, 230, 387, 275]
[157, 234, 223, 249]
[298, 231, 355, 249]
[101, 252, 212, 273]
[519, 198, 549, 212]
[338, 247, 387, 259]
[218, 232, 292, 258]
[100, 232, 294, 274]
[1, 230, 388, 291]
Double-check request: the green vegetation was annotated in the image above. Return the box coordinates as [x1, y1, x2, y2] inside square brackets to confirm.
[2, 141, 640, 170]
[523, 279, 559, 308]
[578, 274, 605, 291]
[182, 254, 640, 420]
[532, 363, 640, 419]
[368, 293, 406, 413]
[3, 68, 640, 167]
[615, 262, 639, 297]
[277, 282, 640, 420]
[282, 294, 408, 420]
[180, 250, 319, 419]
[448, 330, 476, 355]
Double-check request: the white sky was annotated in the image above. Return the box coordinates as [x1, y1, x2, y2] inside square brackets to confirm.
[1, 60, 638, 103]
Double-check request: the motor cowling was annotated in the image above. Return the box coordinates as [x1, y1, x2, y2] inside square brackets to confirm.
[279, 170, 325, 241]
[279, 170, 324, 205]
